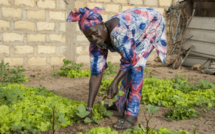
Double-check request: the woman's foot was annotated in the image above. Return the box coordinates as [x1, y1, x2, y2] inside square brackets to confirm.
[113, 115, 137, 130]
[104, 103, 118, 111]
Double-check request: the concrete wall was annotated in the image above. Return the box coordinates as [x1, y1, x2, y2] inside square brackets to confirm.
[0, 0, 173, 68]
[0, 0, 67, 68]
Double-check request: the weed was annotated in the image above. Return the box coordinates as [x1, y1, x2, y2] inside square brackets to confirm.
[59, 59, 90, 78]
[50, 70, 59, 76]
[192, 126, 197, 134]
[165, 105, 198, 121]
[0, 60, 27, 84]
[172, 74, 215, 94]
[144, 104, 160, 134]
[59, 59, 84, 76]
[144, 66, 149, 75]
[103, 61, 119, 80]
[124, 104, 160, 134]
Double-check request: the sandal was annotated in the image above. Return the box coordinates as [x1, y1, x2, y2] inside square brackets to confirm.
[113, 118, 136, 130]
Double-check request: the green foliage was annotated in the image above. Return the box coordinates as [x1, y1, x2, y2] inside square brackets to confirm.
[77, 127, 118, 134]
[98, 78, 121, 97]
[0, 86, 24, 105]
[33, 85, 55, 96]
[76, 104, 90, 119]
[192, 126, 197, 134]
[172, 74, 193, 93]
[100, 76, 215, 121]
[141, 77, 215, 108]
[92, 103, 113, 120]
[77, 126, 191, 134]
[97, 78, 124, 107]
[141, 104, 160, 134]
[0, 83, 111, 134]
[0, 60, 28, 84]
[142, 77, 215, 121]
[66, 69, 91, 78]
[60, 59, 84, 74]
[59, 60, 119, 78]
[196, 80, 215, 90]
[124, 126, 191, 134]
[50, 70, 59, 76]
[98, 78, 115, 97]
[172, 75, 215, 93]
[59, 59, 91, 78]
[107, 90, 124, 107]
[165, 106, 198, 121]
[145, 104, 160, 114]
[103, 61, 119, 80]
[73, 104, 109, 125]
[144, 66, 149, 75]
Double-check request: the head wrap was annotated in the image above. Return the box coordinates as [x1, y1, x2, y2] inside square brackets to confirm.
[67, 7, 104, 32]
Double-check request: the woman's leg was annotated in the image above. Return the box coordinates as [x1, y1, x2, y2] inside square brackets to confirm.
[114, 70, 132, 115]
[126, 67, 144, 117]
[114, 66, 144, 129]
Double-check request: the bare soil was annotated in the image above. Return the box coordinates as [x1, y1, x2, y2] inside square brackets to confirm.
[23, 62, 215, 134]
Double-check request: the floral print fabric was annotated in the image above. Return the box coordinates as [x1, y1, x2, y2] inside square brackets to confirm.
[89, 8, 167, 75]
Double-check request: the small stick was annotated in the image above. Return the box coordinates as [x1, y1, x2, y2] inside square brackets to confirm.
[52, 107, 55, 134]
[172, 35, 193, 54]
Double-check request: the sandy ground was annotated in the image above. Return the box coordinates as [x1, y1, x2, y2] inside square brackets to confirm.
[23, 62, 215, 134]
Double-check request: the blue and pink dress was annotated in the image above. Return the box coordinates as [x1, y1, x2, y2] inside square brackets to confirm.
[90, 8, 167, 117]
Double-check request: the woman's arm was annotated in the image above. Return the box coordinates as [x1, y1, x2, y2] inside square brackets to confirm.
[107, 70, 128, 99]
[87, 73, 103, 117]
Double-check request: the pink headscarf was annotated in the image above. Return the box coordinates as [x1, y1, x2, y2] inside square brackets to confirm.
[67, 7, 104, 32]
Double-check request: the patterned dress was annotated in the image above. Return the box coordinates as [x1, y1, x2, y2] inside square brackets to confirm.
[90, 8, 167, 116]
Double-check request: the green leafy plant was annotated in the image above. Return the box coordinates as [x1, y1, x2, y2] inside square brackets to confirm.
[60, 59, 84, 74]
[123, 104, 161, 134]
[50, 70, 59, 76]
[98, 78, 115, 97]
[102, 61, 119, 80]
[0, 60, 10, 82]
[77, 127, 118, 134]
[114, 104, 191, 134]
[99, 90, 124, 108]
[124, 126, 191, 134]
[144, 66, 149, 74]
[59, 59, 91, 78]
[165, 106, 198, 121]
[0, 83, 112, 134]
[172, 74, 194, 93]
[59, 60, 119, 78]
[66, 69, 91, 78]
[141, 77, 215, 108]
[74, 104, 102, 125]
[100, 76, 215, 121]
[0, 86, 24, 105]
[79, 126, 191, 134]
[49, 105, 63, 134]
[144, 104, 160, 134]
[97, 78, 124, 107]
[172, 75, 215, 94]
[0, 60, 28, 84]
[192, 126, 197, 134]
[82, 104, 189, 134]
[196, 80, 215, 90]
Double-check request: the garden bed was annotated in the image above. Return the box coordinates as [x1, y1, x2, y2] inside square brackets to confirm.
[18, 62, 215, 134]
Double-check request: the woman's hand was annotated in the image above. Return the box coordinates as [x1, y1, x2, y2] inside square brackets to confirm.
[107, 70, 128, 99]
[107, 80, 119, 99]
